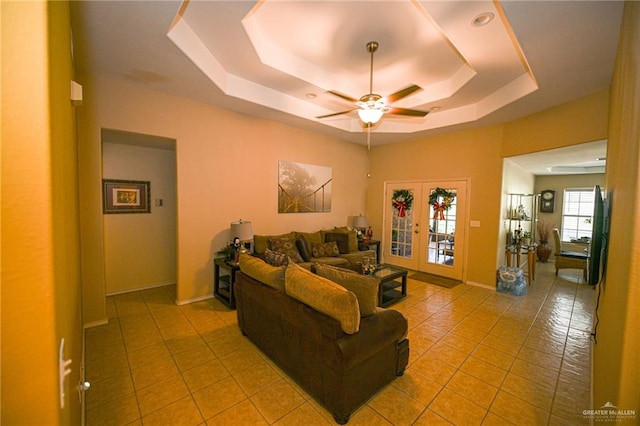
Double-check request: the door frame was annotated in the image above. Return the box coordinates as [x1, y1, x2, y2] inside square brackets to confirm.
[382, 179, 469, 282]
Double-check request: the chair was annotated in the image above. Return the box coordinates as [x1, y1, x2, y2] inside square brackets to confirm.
[552, 228, 588, 280]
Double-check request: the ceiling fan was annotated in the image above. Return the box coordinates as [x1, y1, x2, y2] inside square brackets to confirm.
[317, 41, 428, 126]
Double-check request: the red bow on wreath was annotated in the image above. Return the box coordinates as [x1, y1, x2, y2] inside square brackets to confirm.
[393, 200, 407, 217]
[432, 202, 446, 220]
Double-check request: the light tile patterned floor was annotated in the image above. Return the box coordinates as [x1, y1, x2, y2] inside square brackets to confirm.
[85, 262, 594, 425]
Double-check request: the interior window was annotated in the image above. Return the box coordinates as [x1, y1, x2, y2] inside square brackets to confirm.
[561, 188, 595, 242]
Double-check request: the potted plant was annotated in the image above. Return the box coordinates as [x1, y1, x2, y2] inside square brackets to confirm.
[522, 231, 531, 246]
[536, 220, 555, 262]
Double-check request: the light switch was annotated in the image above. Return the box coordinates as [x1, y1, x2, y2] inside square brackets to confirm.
[470, 220, 481, 227]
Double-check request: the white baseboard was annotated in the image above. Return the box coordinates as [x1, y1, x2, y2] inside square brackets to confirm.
[84, 318, 109, 329]
[175, 293, 214, 306]
[106, 281, 176, 297]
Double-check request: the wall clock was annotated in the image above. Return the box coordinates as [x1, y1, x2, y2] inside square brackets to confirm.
[540, 190, 555, 213]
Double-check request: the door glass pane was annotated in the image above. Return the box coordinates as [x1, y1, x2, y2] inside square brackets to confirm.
[390, 189, 414, 259]
[427, 188, 457, 266]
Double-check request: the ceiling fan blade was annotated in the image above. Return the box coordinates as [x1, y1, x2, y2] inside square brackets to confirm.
[327, 90, 359, 103]
[386, 85, 422, 104]
[316, 109, 356, 119]
[387, 107, 428, 117]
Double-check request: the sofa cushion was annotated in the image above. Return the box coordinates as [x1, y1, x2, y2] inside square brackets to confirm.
[311, 257, 349, 267]
[253, 232, 296, 255]
[332, 227, 358, 253]
[324, 232, 350, 254]
[311, 241, 340, 258]
[297, 231, 324, 245]
[239, 254, 285, 292]
[315, 263, 379, 317]
[285, 262, 360, 334]
[296, 235, 313, 262]
[264, 248, 289, 267]
[269, 236, 305, 263]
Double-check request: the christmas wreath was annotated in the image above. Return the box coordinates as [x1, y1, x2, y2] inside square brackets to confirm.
[391, 189, 413, 218]
[429, 187, 456, 220]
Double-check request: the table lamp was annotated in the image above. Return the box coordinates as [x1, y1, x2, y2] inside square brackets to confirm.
[353, 215, 368, 239]
[230, 220, 254, 259]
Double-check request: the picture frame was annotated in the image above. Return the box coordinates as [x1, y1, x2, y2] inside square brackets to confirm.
[102, 179, 151, 214]
[278, 160, 332, 213]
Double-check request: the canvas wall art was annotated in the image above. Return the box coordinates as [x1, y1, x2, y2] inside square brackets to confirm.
[278, 161, 332, 213]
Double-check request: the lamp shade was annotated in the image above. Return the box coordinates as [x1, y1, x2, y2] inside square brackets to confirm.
[230, 220, 253, 242]
[353, 215, 368, 229]
[357, 108, 383, 124]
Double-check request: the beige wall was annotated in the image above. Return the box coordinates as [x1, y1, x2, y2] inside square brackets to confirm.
[367, 125, 505, 286]
[78, 76, 369, 314]
[595, 1, 640, 413]
[1, 1, 83, 423]
[367, 90, 608, 288]
[502, 89, 609, 157]
[102, 141, 177, 294]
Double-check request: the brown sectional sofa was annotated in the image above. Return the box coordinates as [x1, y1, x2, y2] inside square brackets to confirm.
[236, 255, 409, 424]
[253, 227, 377, 270]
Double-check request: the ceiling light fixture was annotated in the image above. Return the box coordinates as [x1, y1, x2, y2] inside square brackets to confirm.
[357, 94, 385, 124]
[472, 12, 495, 27]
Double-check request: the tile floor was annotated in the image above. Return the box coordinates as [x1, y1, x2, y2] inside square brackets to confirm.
[85, 262, 594, 425]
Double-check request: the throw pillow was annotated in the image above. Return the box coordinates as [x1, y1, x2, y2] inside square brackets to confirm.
[311, 241, 340, 258]
[332, 227, 358, 253]
[324, 232, 350, 254]
[314, 263, 379, 317]
[264, 248, 289, 267]
[239, 253, 285, 292]
[295, 235, 313, 262]
[297, 231, 324, 245]
[269, 236, 304, 263]
[254, 232, 296, 255]
[285, 262, 360, 334]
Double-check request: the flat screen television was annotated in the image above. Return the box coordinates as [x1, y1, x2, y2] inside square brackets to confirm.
[588, 185, 608, 285]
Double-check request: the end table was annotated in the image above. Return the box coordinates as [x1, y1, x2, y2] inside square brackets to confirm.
[213, 257, 240, 309]
[362, 239, 381, 263]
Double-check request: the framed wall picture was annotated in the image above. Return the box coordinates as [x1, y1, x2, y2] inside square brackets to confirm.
[103, 179, 151, 214]
[278, 161, 332, 213]
[540, 189, 555, 213]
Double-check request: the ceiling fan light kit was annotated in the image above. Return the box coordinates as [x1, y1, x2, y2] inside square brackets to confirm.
[317, 41, 427, 128]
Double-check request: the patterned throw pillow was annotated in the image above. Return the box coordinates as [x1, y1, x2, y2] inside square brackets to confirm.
[264, 248, 289, 267]
[311, 241, 340, 258]
[268, 236, 304, 263]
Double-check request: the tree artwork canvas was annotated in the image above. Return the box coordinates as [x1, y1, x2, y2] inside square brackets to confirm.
[278, 161, 332, 213]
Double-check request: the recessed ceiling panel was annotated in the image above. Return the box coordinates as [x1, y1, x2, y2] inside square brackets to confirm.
[168, 0, 537, 134]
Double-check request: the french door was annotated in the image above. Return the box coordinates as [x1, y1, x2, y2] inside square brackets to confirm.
[383, 181, 467, 281]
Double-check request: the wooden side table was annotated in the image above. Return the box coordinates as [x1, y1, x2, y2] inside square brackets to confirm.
[362, 239, 381, 263]
[505, 245, 536, 283]
[214, 257, 240, 309]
